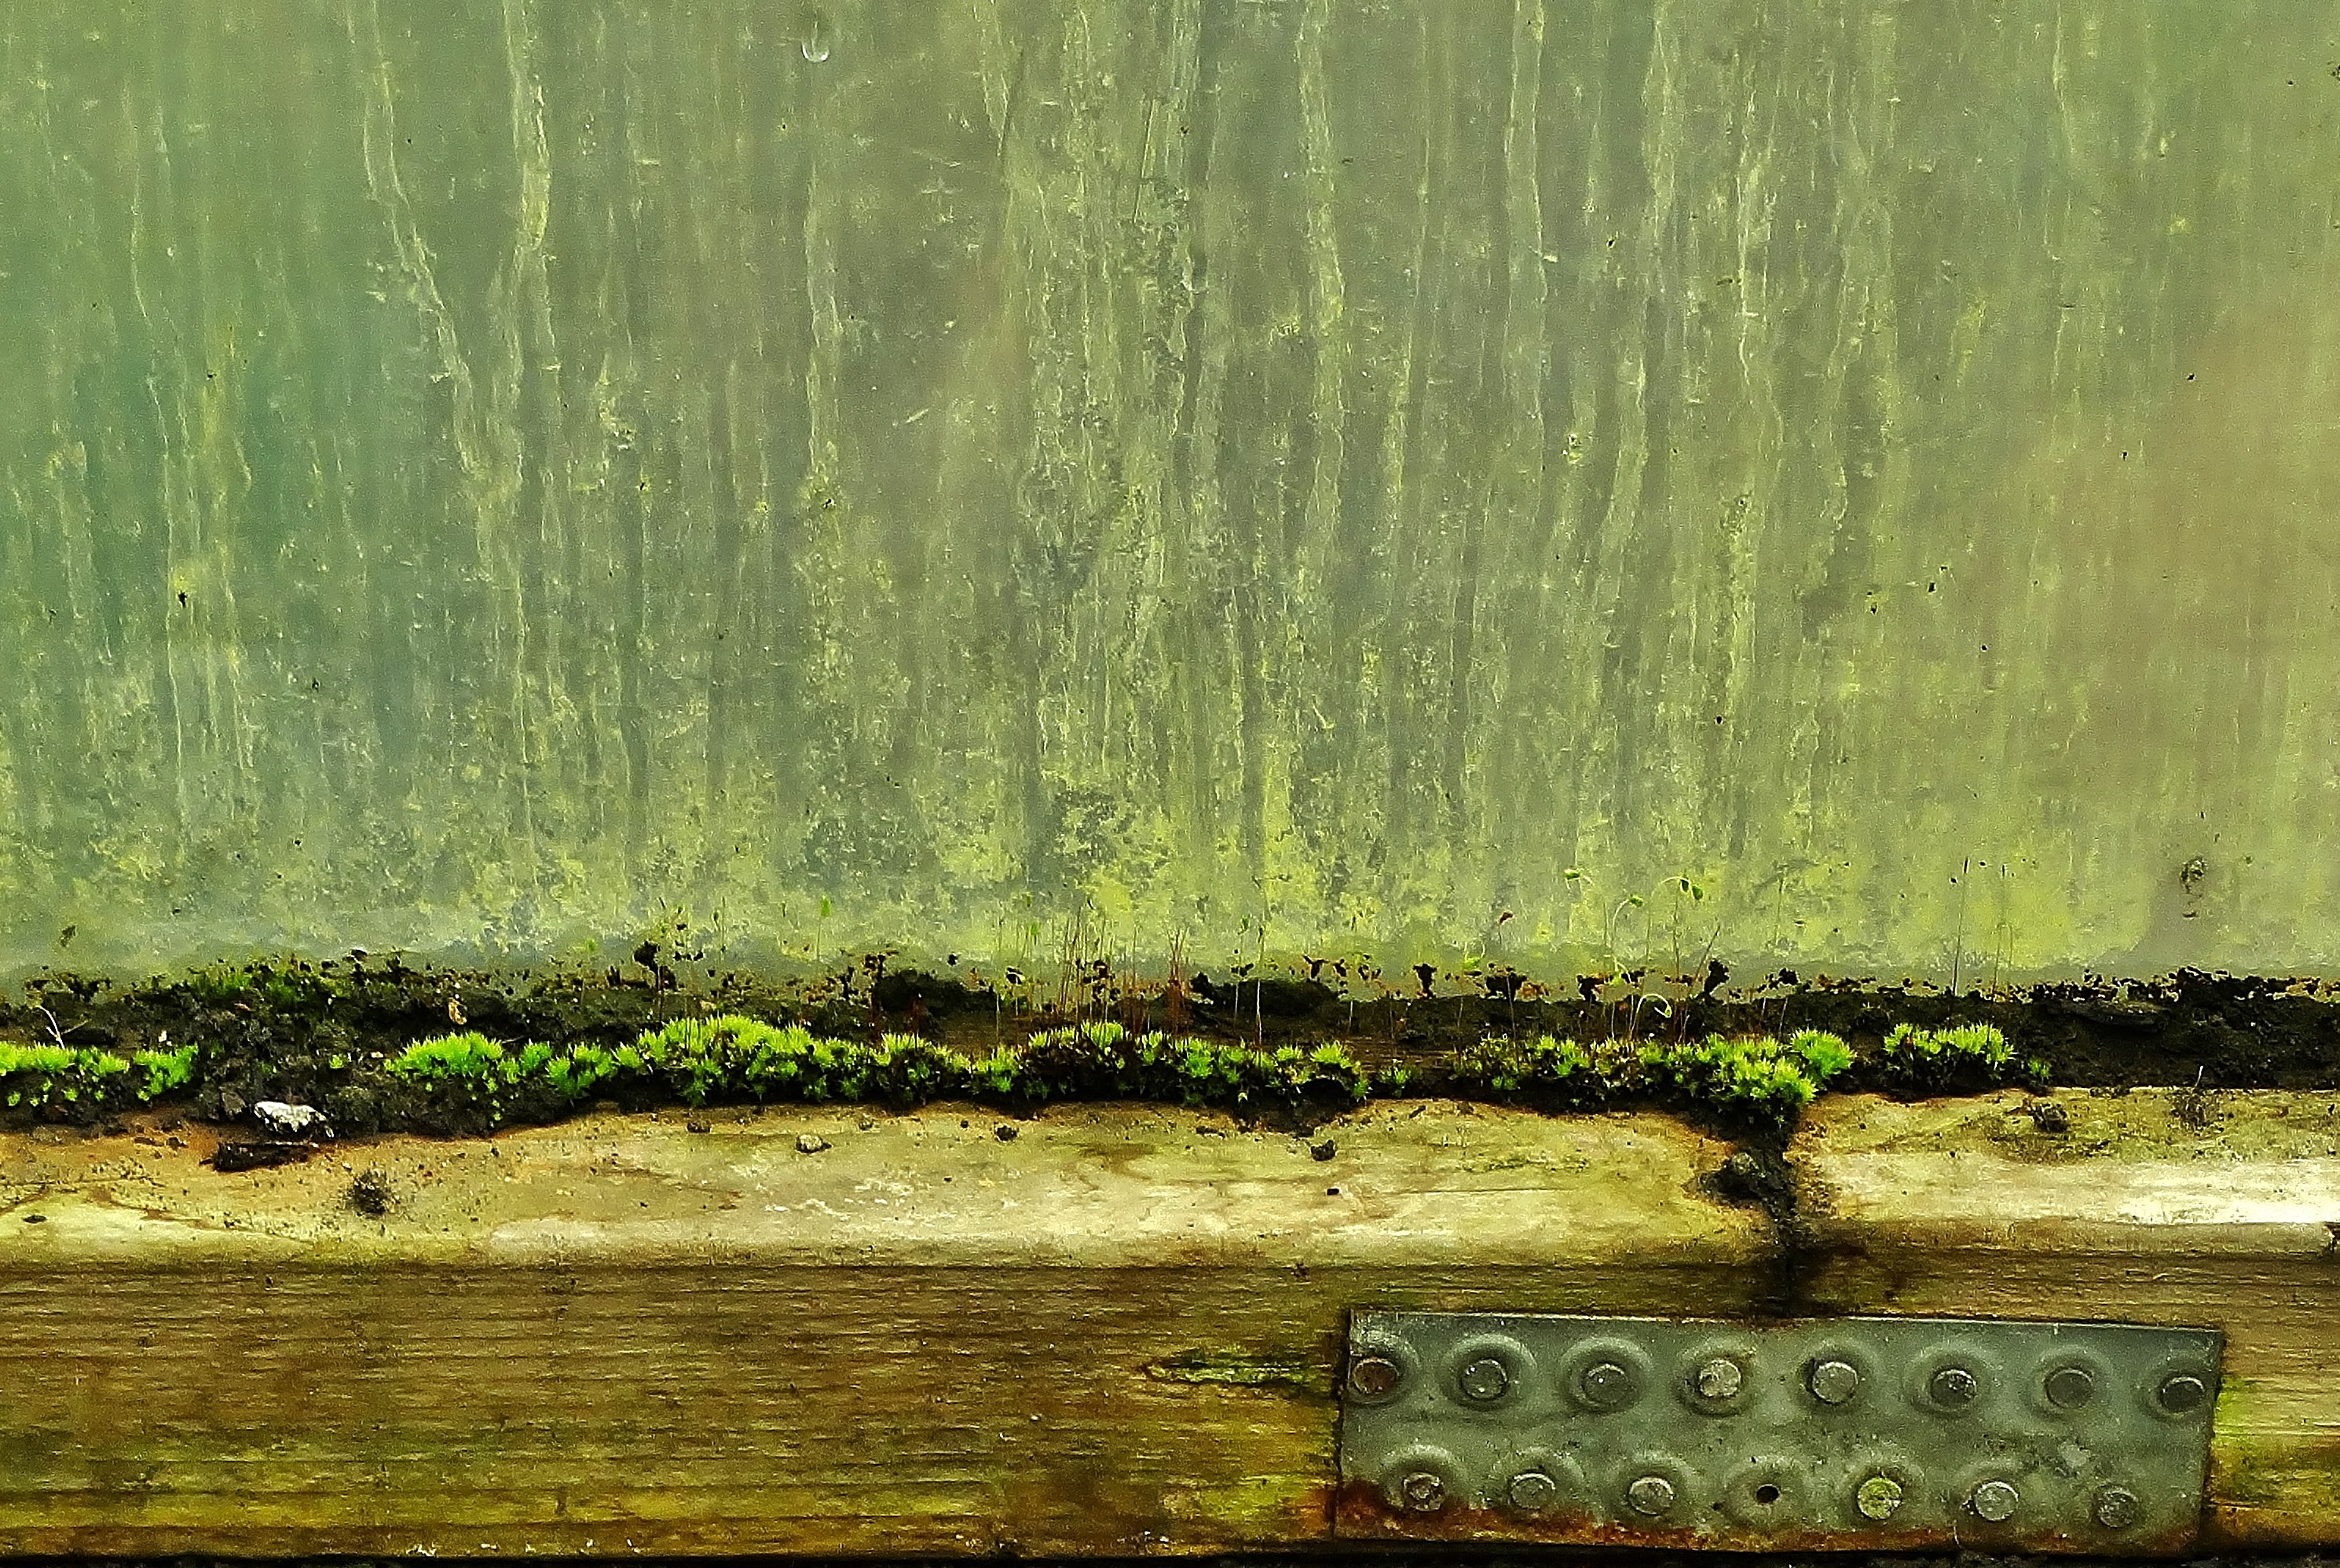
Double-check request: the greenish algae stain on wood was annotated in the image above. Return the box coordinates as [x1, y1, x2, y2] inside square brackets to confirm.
[6, 1097, 2340, 1552]
[0, 1103, 1763, 1555]
[2, 2, 2338, 981]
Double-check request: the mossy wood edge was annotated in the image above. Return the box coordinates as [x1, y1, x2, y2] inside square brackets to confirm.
[1, 1090, 2335, 1556]
[4, 1003, 2016, 1135]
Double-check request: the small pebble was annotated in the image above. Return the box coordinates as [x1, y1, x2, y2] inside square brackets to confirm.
[23, 1214, 46, 1225]
[994, 1124, 1019, 1141]
[253, 1101, 331, 1138]
[1310, 1139, 1337, 1161]
[796, 1133, 830, 1154]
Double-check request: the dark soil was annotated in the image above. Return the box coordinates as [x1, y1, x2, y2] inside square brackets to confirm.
[7, 1552, 2327, 1567]
[5, 954, 2338, 1138]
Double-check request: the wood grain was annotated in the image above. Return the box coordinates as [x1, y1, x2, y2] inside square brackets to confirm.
[0, 1103, 1761, 1556]
[4, 1090, 2337, 1555]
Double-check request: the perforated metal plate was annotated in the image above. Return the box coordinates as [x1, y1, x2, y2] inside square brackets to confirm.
[1338, 1312, 2221, 1553]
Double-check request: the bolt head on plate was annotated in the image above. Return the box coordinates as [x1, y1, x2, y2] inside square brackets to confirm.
[1580, 1360, 1637, 1409]
[1348, 1355, 1402, 1400]
[1929, 1365, 1980, 1407]
[1693, 1357, 1745, 1401]
[1970, 1479, 2020, 1522]
[2158, 1372, 2210, 1413]
[2094, 1486, 2141, 1530]
[1855, 1475, 1904, 1521]
[1398, 1471, 1446, 1512]
[1624, 1474, 1677, 1516]
[1458, 1356, 1510, 1402]
[1807, 1358, 1862, 1405]
[1507, 1470, 1558, 1513]
[2044, 1364, 2096, 1409]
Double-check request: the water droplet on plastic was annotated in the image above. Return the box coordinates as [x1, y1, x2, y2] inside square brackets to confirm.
[800, 13, 831, 63]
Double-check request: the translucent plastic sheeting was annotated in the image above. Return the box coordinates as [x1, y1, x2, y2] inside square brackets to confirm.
[2, 2, 2336, 980]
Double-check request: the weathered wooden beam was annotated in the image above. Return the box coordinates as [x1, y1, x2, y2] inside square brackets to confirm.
[0, 1104, 1760, 1557]
[1793, 1088, 2340, 1552]
[2, 1089, 2335, 1556]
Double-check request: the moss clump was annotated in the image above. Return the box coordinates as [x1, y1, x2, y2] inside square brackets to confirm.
[0, 1043, 119, 1110]
[0, 1040, 196, 1113]
[1451, 1029, 1853, 1130]
[135, 1042, 200, 1100]
[988, 1022, 1370, 1112]
[629, 1017, 964, 1105]
[1639, 1031, 1854, 1127]
[1447, 1034, 1616, 1105]
[383, 1016, 1372, 1129]
[384, 1031, 507, 1086]
[383, 1033, 565, 1122]
[169, 1006, 2020, 1137]
[181, 965, 252, 1007]
[1875, 1021, 2029, 1094]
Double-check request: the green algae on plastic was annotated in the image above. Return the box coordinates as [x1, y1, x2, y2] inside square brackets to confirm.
[13, 3, 2340, 991]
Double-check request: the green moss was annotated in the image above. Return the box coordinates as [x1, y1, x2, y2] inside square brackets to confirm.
[0, 1039, 143, 1111]
[132, 1042, 198, 1100]
[171, 958, 346, 1011]
[1876, 1020, 2020, 1093]
[991, 1022, 1369, 1110]
[103, 1004, 2008, 1135]
[182, 965, 255, 1007]
[0, 1038, 192, 1110]
[544, 1042, 619, 1101]
[379, 1015, 1371, 1127]
[1449, 1020, 2021, 1121]
[255, 965, 341, 1011]
[1448, 1033, 1608, 1100]
[1451, 1028, 1853, 1129]
[386, 1031, 514, 1087]
[1638, 1031, 1854, 1127]
[383, 1031, 544, 1121]
[629, 1017, 964, 1105]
